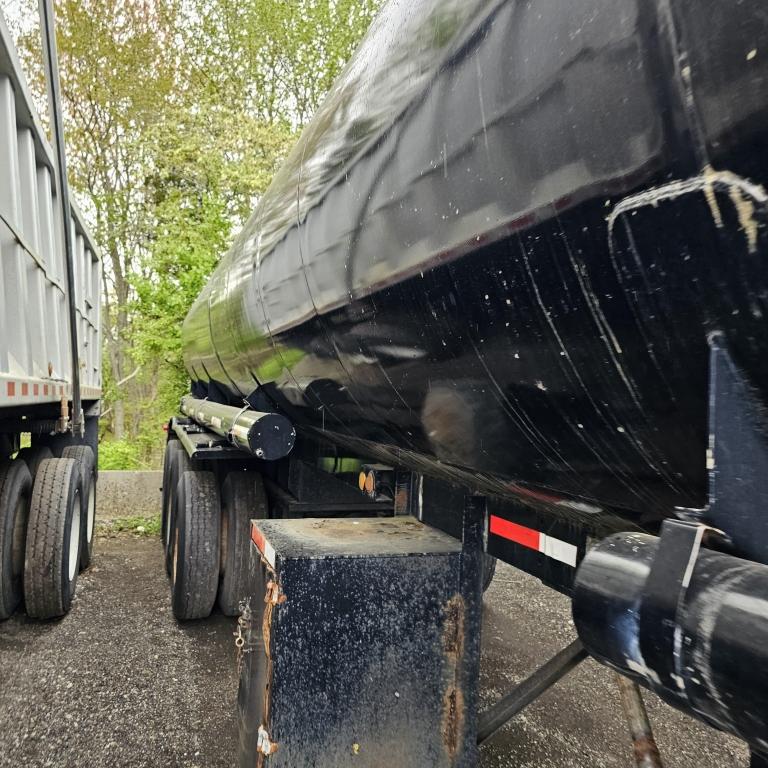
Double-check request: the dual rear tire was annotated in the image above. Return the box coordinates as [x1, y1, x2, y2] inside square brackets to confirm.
[0, 460, 32, 619]
[0, 445, 96, 622]
[161, 440, 267, 621]
[61, 445, 97, 570]
[24, 457, 84, 619]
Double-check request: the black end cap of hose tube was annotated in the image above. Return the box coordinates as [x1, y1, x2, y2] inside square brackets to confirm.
[248, 413, 296, 460]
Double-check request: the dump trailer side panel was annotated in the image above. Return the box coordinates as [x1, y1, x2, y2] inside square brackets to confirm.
[0, 9, 101, 412]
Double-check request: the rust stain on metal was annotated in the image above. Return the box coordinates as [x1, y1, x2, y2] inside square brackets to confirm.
[632, 736, 663, 768]
[616, 674, 664, 768]
[394, 486, 409, 514]
[257, 578, 285, 767]
[265, 580, 287, 606]
[441, 594, 466, 760]
[441, 685, 465, 760]
[442, 594, 465, 656]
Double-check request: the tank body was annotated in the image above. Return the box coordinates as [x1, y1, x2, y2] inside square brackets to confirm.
[183, 0, 768, 529]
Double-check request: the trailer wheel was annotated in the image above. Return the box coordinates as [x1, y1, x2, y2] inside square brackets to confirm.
[218, 472, 267, 616]
[61, 446, 97, 570]
[161, 440, 182, 556]
[15, 446, 53, 480]
[24, 458, 83, 619]
[171, 470, 221, 620]
[165, 448, 197, 574]
[0, 459, 32, 620]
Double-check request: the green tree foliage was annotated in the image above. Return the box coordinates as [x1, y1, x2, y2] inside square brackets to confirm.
[11, 0, 380, 467]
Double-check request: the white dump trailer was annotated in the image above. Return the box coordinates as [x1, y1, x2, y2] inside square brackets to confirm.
[0, 7, 101, 621]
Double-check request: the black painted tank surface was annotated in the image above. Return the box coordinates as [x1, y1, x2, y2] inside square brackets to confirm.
[182, 0, 768, 533]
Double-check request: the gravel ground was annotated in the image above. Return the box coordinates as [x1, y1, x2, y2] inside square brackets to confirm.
[0, 533, 749, 767]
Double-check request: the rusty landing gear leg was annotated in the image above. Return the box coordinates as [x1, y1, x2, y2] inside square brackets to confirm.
[477, 639, 588, 745]
[454, 495, 486, 766]
[616, 675, 664, 768]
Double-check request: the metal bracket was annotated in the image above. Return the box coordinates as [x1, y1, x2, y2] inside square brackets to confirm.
[638, 519, 725, 695]
[702, 334, 768, 564]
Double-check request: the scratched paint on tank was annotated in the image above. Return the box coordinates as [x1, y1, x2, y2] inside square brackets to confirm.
[182, 0, 768, 529]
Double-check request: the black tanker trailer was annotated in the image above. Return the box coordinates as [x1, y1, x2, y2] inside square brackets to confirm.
[162, 0, 768, 765]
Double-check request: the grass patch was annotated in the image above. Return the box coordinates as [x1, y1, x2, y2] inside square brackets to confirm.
[98, 515, 161, 537]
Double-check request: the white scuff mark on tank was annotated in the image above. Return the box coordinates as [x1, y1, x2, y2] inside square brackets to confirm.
[607, 168, 767, 254]
[561, 236, 651, 415]
[626, 658, 661, 686]
[475, 57, 490, 156]
[443, 142, 448, 179]
[557, 499, 602, 515]
[703, 165, 724, 227]
[689, 566, 752, 732]
[728, 184, 759, 253]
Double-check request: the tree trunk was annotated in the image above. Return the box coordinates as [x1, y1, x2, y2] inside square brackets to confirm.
[113, 398, 125, 440]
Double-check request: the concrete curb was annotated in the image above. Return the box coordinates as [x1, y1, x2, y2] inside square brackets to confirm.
[97, 470, 162, 519]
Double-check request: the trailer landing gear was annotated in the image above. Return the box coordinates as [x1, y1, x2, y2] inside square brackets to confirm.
[476, 639, 588, 746]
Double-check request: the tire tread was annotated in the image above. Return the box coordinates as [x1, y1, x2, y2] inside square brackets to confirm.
[0, 460, 32, 619]
[172, 471, 220, 620]
[24, 458, 80, 619]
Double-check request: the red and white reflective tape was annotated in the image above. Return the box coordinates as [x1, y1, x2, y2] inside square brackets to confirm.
[489, 515, 578, 567]
[251, 523, 276, 568]
[0, 375, 101, 406]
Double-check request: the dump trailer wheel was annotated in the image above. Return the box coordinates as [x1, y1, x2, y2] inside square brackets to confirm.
[0, 459, 32, 620]
[161, 440, 182, 556]
[16, 446, 53, 481]
[218, 472, 268, 616]
[165, 448, 197, 574]
[62, 446, 97, 570]
[171, 470, 221, 620]
[24, 458, 83, 619]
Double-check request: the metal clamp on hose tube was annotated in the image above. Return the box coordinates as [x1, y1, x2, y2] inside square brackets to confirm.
[572, 523, 768, 757]
[637, 520, 728, 695]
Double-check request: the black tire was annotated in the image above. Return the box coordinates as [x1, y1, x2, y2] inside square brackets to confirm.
[161, 440, 182, 555]
[61, 445, 97, 570]
[0, 459, 32, 620]
[165, 448, 197, 574]
[482, 553, 497, 593]
[218, 472, 267, 616]
[24, 458, 83, 619]
[171, 470, 221, 620]
[16, 446, 53, 480]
